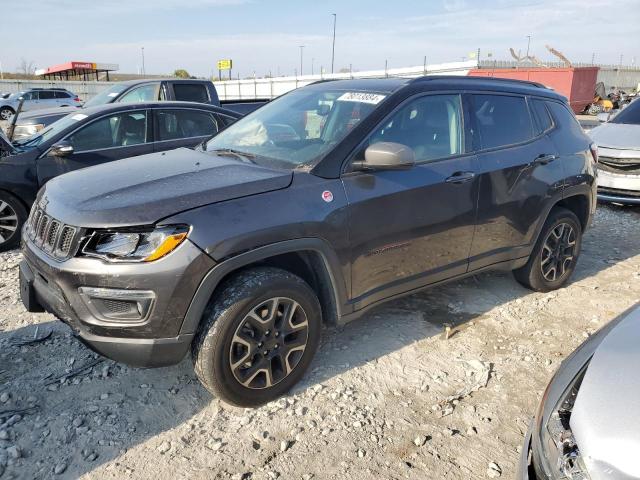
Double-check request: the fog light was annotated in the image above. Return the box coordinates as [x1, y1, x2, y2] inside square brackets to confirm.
[78, 287, 155, 323]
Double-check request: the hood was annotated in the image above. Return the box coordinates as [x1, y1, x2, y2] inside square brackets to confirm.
[16, 106, 77, 123]
[570, 306, 640, 480]
[588, 123, 640, 151]
[40, 148, 293, 227]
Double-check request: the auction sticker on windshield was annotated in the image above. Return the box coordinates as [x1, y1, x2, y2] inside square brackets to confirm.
[71, 114, 88, 121]
[337, 92, 387, 105]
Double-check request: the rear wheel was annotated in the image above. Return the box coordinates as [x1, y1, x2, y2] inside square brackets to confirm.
[0, 192, 26, 252]
[192, 267, 322, 407]
[514, 208, 582, 292]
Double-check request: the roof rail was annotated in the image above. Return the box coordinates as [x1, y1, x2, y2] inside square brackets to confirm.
[409, 75, 546, 89]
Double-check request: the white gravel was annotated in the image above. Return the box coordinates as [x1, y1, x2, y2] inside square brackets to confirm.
[0, 204, 639, 479]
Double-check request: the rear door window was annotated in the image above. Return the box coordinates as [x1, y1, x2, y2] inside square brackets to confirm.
[471, 94, 533, 149]
[173, 83, 209, 103]
[156, 109, 218, 141]
[530, 98, 553, 134]
[54, 91, 71, 99]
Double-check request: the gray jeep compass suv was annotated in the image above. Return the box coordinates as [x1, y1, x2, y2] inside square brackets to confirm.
[19, 77, 597, 406]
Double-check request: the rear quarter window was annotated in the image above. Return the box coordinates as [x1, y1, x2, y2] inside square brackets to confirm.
[173, 83, 209, 103]
[471, 94, 533, 149]
[530, 98, 553, 134]
[545, 101, 584, 138]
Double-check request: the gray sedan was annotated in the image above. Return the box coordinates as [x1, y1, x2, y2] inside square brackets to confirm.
[519, 305, 640, 479]
[589, 99, 640, 204]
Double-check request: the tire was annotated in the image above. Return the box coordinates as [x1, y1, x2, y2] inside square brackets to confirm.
[514, 207, 582, 292]
[0, 191, 27, 252]
[192, 267, 322, 407]
[0, 107, 14, 121]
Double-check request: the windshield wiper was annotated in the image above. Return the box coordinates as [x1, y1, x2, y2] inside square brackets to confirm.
[210, 148, 257, 163]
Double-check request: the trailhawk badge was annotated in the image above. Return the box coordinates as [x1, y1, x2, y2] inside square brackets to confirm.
[322, 190, 334, 203]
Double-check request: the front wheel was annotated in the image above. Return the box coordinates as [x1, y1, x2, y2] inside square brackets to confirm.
[0, 107, 14, 121]
[192, 267, 322, 407]
[514, 208, 582, 292]
[0, 192, 27, 252]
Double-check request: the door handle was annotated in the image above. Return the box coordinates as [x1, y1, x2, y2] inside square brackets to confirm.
[445, 171, 476, 184]
[532, 154, 558, 166]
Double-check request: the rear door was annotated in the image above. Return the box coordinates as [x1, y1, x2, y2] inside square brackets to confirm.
[467, 93, 564, 270]
[152, 107, 220, 152]
[37, 110, 153, 185]
[342, 93, 479, 307]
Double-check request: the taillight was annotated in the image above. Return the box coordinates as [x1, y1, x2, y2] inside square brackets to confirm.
[74, 97, 81, 102]
[589, 143, 598, 164]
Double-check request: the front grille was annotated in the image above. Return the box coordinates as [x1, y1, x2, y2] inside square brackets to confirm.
[26, 205, 81, 261]
[599, 156, 640, 174]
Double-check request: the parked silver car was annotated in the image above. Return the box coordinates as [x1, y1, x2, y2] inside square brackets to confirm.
[0, 88, 80, 120]
[588, 99, 640, 204]
[519, 305, 640, 479]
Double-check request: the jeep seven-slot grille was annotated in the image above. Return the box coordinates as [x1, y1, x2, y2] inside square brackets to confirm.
[27, 206, 79, 260]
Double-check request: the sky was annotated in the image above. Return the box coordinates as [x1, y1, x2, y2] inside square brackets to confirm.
[3, 0, 639, 78]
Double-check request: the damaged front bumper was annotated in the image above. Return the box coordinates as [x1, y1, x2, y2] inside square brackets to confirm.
[20, 235, 215, 367]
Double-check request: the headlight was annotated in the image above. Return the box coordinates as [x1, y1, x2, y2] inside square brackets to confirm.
[539, 365, 591, 479]
[14, 123, 44, 138]
[82, 225, 189, 263]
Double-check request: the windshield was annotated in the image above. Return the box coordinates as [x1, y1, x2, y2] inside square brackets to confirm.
[83, 84, 128, 108]
[13, 112, 88, 148]
[205, 88, 387, 168]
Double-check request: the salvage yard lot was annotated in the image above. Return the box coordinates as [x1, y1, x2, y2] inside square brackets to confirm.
[0, 205, 639, 480]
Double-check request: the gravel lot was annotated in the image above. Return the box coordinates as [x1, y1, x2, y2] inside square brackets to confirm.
[0, 204, 639, 480]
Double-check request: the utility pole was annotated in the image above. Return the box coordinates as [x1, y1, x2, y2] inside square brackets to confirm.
[299, 45, 305, 76]
[526, 35, 531, 58]
[331, 13, 337, 74]
[311, 57, 315, 76]
[141, 47, 146, 76]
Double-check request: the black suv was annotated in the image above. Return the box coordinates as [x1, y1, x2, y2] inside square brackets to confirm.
[19, 77, 597, 406]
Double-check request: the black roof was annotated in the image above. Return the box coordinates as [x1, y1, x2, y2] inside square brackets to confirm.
[304, 75, 564, 101]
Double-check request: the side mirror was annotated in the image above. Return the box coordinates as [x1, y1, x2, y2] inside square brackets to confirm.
[596, 112, 611, 123]
[354, 142, 415, 171]
[48, 141, 74, 157]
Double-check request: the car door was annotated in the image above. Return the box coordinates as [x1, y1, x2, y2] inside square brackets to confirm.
[37, 110, 153, 185]
[342, 93, 479, 307]
[152, 108, 220, 152]
[467, 93, 564, 271]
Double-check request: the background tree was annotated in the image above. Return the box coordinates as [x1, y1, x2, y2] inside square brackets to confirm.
[18, 58, 36, 77]
[173, 69, 190, 79]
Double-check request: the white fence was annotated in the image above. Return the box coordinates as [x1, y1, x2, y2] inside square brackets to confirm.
[213, 61, 477, 100]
